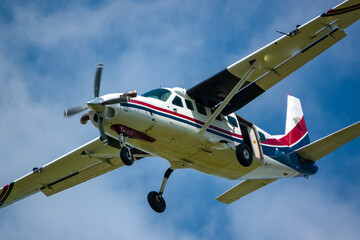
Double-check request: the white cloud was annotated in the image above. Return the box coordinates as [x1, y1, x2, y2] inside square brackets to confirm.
[227, 180, 360, 240]
[0, 0, 359, 239]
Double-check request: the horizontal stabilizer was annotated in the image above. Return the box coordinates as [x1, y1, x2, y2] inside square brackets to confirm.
[296, 121, 360, 161]
[215, 178, 278, 204]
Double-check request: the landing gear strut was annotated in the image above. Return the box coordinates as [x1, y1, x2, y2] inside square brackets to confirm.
[147, 168, 174, 213]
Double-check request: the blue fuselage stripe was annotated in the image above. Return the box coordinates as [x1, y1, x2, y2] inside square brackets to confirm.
[121, 102, 318, 175]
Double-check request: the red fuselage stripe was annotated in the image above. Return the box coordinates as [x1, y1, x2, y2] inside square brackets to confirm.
[129, 99, 307, 147]
[130, 99, 243, 138]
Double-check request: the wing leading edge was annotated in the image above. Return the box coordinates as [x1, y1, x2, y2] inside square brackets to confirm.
[187, 0, 360, 115]
[0, 138, 151, 209]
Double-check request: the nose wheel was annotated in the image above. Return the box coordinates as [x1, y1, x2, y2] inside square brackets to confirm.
[118, 133, 134, 166]
[120, 147, 134, 166]
[147, 168, 173, 213]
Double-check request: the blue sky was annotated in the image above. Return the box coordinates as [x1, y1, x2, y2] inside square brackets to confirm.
[0, 0, 359, 239]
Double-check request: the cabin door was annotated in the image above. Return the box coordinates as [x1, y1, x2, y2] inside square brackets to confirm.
[238, 120, 263, 160]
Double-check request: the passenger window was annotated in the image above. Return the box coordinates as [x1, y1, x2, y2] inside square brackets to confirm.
[172, 96, 183, 107]
[210, 109, 222, 121]
[196, 103, 207, 116]
[258, 131, 267, 142]
[227, 116, 238, 127]
[185, 99, 194, 110]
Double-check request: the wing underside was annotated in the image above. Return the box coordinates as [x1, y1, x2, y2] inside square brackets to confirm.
[0, 138, 151, 208]
[187, 0, 360, 114]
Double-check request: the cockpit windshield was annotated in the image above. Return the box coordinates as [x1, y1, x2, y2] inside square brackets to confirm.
[142, 88, 172, 102]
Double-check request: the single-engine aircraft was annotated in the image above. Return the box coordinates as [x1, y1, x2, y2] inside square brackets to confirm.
[1, 0, 360, 213]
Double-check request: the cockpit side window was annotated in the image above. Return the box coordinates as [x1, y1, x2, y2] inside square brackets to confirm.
[172, 95, 183, 107]
[142, 88, 172, 102]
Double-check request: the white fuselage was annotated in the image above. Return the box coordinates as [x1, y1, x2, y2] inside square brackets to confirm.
[89, 88, 299, 180]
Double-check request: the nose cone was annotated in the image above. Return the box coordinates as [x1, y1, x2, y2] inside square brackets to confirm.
[87, 98, 104, 112]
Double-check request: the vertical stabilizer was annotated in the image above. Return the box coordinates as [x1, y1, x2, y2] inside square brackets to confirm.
[285, 94, 304, 134]
[278, 94, 310, 148]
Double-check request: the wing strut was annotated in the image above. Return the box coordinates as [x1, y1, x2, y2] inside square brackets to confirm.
[198, 62, 258, 135]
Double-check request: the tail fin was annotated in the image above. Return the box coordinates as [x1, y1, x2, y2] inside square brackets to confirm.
[277, 94, 310, 148]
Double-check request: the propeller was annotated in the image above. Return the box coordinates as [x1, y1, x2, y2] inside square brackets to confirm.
[63, 64, 103, 118]
[64, 105, 89, 118]
[64, 63, 137, 145]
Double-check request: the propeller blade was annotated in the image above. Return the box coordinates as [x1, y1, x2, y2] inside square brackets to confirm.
[102, 96, 130, 105]
[97, 113, 108, 144]
[94, 63, 103, 98]
[64, 106, 89, 118]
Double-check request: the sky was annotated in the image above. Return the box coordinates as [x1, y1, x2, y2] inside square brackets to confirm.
[0, 0, 359, 239]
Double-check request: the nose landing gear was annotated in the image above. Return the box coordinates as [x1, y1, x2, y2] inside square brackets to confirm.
[147, 168, 174, 213]
[120, 147, 134, 166]
[118, 133, 135, 166]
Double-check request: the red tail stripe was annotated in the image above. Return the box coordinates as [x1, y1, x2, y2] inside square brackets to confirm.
[279, 116, 308, 146]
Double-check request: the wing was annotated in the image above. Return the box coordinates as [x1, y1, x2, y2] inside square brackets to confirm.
[296, 121, 360, 161]
[215, 178, 278, 204]
[0, 137, 152, 209]
[187, 0, 360, 115]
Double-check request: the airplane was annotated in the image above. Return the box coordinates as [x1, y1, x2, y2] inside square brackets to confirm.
[1, 0, 360, 213]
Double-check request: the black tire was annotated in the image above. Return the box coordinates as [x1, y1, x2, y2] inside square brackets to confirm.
[147, 191, 166, 213]
[236, 144, 253, 167]
[120, 147, 134, 166]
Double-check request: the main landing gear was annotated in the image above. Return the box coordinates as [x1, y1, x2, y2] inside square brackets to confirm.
[236, 144, 253, 167]
[147, 168, 174, 213]
[116, 132, 173, 213]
